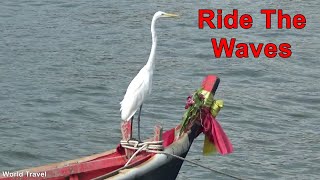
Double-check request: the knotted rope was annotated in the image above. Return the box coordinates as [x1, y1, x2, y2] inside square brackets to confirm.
[120, 140, 164, 167]
[119, 140, 243, 180]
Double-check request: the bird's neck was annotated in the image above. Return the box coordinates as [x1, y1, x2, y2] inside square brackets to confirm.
[145, 18, 158, 71]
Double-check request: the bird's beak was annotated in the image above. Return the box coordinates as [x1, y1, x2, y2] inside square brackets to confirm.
[163, 13, 179, 18]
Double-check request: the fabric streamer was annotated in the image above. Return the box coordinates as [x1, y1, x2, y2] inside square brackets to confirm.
[201, 107, 233, 155]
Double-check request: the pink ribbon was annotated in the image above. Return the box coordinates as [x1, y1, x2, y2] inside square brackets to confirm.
[201, 108, 233, 155]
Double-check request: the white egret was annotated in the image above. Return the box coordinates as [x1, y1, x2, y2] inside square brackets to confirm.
[120, 11, 178, 141]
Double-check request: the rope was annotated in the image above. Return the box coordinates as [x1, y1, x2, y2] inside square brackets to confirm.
[119, 140, 243, 180]
[124, 144, 148, 167]
[149, 150, 243, 180]
[120, 140, 164, 151]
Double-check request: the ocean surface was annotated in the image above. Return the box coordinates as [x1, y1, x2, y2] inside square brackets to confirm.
[0, 0, 319, 179]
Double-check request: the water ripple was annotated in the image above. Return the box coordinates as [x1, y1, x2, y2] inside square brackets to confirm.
[0, 0, 319, 179]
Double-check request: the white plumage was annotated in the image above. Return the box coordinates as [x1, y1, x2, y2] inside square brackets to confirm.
[120, 11, 178, 140]
[120, 66, 151, 121]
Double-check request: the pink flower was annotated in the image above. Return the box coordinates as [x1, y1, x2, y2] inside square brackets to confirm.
[185, 95, 195, 109]
[199, 94, 205, 101]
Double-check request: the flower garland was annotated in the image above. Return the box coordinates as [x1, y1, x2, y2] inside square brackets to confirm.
[180, 89, 205, 136]
[179, 88, 233, 155]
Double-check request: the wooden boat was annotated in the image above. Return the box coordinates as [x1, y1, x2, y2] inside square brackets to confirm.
[0, 75, 229, 180]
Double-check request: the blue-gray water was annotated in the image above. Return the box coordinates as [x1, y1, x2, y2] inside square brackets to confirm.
[1, 0, 319, 179]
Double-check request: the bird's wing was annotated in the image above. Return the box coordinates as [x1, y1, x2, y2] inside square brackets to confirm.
[124, 71, 147, 99]
[120, 68, 150, 121]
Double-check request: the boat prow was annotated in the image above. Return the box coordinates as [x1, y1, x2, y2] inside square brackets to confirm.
[0, 75, 227, 180]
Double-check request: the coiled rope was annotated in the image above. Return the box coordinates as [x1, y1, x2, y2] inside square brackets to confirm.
[119, 140, 243, 180]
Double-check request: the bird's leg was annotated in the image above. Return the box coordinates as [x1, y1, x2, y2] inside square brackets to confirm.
[130, 116, 134, 140]
[126, 116, 136, 143]
[137, 104, 143, 142]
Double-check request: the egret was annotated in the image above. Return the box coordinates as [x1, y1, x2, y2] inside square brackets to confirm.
[120, 11, 178, 141]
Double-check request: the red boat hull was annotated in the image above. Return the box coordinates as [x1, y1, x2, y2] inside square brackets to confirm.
[0, 75, 220, 180]
[0, 124, 200, 180]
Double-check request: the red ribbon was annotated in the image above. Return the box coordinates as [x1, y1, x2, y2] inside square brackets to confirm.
[200, 107, 233, 155]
